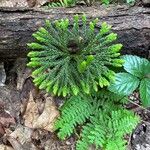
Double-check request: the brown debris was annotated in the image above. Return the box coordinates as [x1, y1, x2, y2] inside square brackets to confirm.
[0, 106, 15, 128]
[32, 97, 59, 132]
[0, 0, 28, 7]
[0, 0, 53, 8]
[7, 137, 24, 150]
[23, 92, 59, 132]
[23, 92, 39, 128]
[0, 144, 14, 150]
[9, 125, 33, 145]
[0, 123, 5, 137]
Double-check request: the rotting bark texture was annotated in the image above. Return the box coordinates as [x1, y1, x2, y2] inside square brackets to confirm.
[0, 5, 150, 59]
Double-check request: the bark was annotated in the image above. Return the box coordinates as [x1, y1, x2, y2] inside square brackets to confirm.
[0, 5, 150, 59]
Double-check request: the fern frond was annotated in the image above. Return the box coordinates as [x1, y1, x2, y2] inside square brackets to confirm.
[47, 2, 63, 7]
[55, 90, 140, 150]
[46, 0, 76, 8]
[27, 15, 123, 96]
[55, 95, 93, 139]
[105, 138, 127, 150]
[77, 109, 139, 150]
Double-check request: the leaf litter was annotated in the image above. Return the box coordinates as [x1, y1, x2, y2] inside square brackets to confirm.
[0, 58, 75, 150]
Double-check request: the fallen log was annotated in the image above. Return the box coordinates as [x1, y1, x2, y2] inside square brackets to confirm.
[0, 5, 150, 59]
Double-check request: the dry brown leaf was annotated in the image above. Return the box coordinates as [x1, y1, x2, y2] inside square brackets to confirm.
[33, 97, 59, 132]
[6, 125, 38, 150]
[23, 93, 59, 132]
[23, 92, 39, 128]
[0, 109, 15, 127]
[0, 144, 14, 150]
[10, 125, 33, 145]
[7, 137, 24, 150]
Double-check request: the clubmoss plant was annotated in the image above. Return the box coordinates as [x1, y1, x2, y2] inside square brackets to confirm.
[27, 15, 140, 150]
[27, 15, 124, 97]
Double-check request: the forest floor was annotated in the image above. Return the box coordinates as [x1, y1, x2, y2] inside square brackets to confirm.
[0, 0, 150, 150]
[0, 59, 150, 150]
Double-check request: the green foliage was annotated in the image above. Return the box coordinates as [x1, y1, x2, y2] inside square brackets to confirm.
[46, 0, 76, 8]
[108, 73, 140, 95]
[27, 15, 123, 97]
[109, 55, 150, 106]
[126, 0, 135, 4]
[55, 90, 140, 150]
[44, 0, 136, 7]
[27, 15, 140, 150]
[99, 0, 136, 5]
[101, 0, 110, 5]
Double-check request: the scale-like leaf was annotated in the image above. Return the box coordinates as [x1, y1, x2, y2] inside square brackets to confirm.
[122, 55, 150, 78]
[27, 15, 123, 96]
[108, 73, 140, 95]
[140, 78, 150, 107]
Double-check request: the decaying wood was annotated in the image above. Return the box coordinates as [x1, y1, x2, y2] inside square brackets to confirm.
[0, 5, 150, 59]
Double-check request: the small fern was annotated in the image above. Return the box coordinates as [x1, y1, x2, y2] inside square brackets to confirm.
[55, 90, 140, 150]
[27, 15, 124, 97]
[47, 2, 63, 7]
[46, 0, 76, 7]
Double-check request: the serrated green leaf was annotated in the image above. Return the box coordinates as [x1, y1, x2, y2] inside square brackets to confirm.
[122, 55, 150, 78]
[139, 78, 150, 107]
[108, 73, 140, 95]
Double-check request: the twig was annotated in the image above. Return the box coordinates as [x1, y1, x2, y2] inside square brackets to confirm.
[128, 99, 150, 114]
[128, 99, 150, 126]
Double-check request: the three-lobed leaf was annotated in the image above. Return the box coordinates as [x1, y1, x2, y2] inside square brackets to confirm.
[109, 55, 150, 107]
[122, 55, 150, 78]
[108, 73, 140, 95]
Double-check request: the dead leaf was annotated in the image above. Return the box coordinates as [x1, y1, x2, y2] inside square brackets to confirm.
[23, 92, 39, 128]
[33, 97, 59, 132]
[7, 136, 24, 150]
[10, 125, 33, 145]
[0, 144, 14, 150]
[22, 142, 38, 150]
[23, 93, 59, 132]
[6, 125, 38, 150]
[0, 108, 15, 127]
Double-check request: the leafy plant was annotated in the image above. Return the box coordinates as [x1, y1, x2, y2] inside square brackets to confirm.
[27, 15, 124, 97]
[126, 0, 135, 4]
[55, 90, 140, 150]
[45, 0, 76, 7]
[109, 55, 150, 106]
[101, 0, 110, 5]
[27, 15, 140, 150]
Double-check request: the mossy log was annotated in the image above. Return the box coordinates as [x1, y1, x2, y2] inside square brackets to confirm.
[0, 5, 150, 59]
